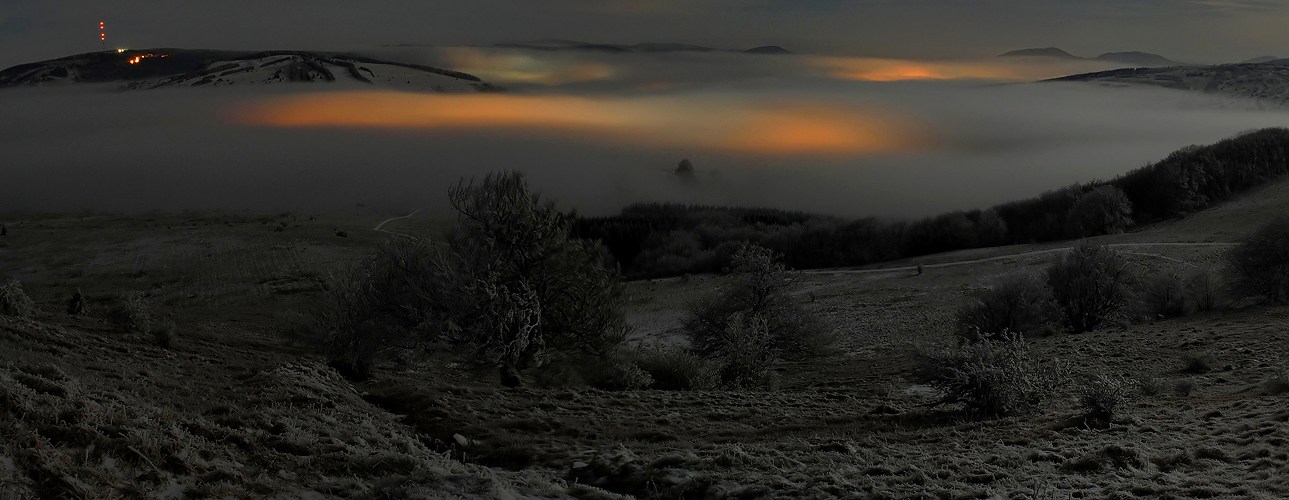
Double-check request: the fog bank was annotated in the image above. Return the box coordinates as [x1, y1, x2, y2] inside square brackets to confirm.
[3, 50, 1288, 219]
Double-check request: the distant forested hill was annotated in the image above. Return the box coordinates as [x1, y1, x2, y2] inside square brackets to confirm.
[574, 128, 1289, 278]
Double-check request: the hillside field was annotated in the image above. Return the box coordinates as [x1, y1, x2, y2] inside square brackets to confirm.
[3, 179, 1289, 498]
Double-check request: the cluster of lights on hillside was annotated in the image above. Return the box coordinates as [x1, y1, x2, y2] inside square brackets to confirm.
[100, 21, 167, 64]
[126, 53, 167, 65]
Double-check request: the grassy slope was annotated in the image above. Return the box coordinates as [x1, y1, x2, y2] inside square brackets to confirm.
[1, 177, 1289, 497]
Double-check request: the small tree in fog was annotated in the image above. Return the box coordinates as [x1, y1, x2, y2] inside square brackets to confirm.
[1046, 242, 1134, 333]
[956, 272, 1058, 340]
[675, 158, 696, 177]
[1228, 216, 1289, 303]
[1065, 186, 1134, 238]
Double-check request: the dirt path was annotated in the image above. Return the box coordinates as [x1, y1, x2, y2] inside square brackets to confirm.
[802, 242, 1237, 276]
[373, 208, 424, 239]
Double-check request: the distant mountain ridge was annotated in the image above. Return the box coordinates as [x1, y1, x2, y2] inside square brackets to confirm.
[0, 49, 495, 92]
[999, 47, 1079, 59]
[485, 40, 793, 55]
[1001, 47, 1183, 67]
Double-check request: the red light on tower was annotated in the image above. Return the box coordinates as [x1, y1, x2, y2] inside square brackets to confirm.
[99, 21, 106, 50]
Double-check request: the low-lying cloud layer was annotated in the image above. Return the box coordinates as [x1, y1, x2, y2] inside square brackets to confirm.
[3, 50, 1288, 219]
[230, 91, 923, 156]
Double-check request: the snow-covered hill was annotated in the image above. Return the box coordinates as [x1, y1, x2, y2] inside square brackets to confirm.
[1049, 62, 1289, 104]
[0, 49, 497, 92]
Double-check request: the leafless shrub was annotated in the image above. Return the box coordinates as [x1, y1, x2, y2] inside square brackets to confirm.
[0, 279, 35, 318]
[915, 331, 1067, 418]
[1186, 267, 1222, 312]
[1135, 374, 1166, 397]
[1227, 216, 1289, 303]
[1142, 269, 1188, 318]
[1046, 242, 1135, 332]
[955, 272, 1059, 340]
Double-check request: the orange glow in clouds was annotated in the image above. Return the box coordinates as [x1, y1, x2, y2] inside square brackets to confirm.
[727, 109, 896, 154]
[437, 48, 617, 86]
[813, 56, 1027, 82]
[231, 91, 924, 156]
[237, 92, 635, 129]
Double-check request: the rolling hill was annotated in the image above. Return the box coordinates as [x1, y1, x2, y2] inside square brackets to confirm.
[6, 147, 1289, 497]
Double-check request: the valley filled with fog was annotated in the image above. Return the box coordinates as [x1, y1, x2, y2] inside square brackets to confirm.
[4, 47, 1288, 218]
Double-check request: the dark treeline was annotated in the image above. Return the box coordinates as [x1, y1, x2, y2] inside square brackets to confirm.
[574, 128, 1289, 278]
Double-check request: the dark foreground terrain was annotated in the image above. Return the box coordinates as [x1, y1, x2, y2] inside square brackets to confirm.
[3, 177, 1289, 498]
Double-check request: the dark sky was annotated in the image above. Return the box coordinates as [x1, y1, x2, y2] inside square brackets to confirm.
[2, 0, 1286, 70]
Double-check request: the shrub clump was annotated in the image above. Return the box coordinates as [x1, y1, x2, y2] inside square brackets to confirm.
[712, 312, 780, 390]
[0, 279, 35, 318]
[915, 332, 1066, 418]
[1227, 216, 1289, 303]
[686, 243, 833, 360]
[314, 235, 449, 379]
[1077, 375, 1137, 425]
[1180, 351, 1214, 374]
[151, 320, 177, 349]
[955, 272, 1058, 340]
[1141, 266, 1224, 318]
[635, 348, 721, 391]
[1046, 242, 1134, 333]
[1141, 269, 1188, 318]
[1186, 268, 1222, 312]
[66, 289, 86, 316]
[108, 293, 152, 334]
[1065, 185, 1134, 238]
[684, 243, 832, 389]
[584, 357, 655, 391]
